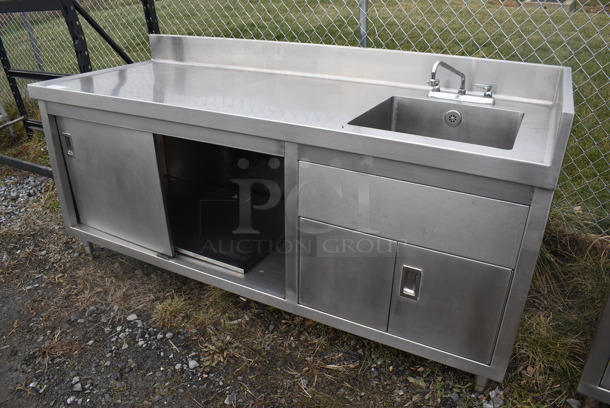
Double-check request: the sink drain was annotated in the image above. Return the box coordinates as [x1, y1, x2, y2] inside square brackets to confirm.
[444, 110, 462, 127]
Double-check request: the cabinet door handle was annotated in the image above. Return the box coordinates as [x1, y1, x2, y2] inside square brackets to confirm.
[400, 265, 422, 300]
[62, 132, 76, 158]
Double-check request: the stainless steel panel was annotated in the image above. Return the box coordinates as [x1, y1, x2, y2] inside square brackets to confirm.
[56, 117, 173, 256]
[298, 162, 529, 268]
[578, 295, 610, 403]
[46, 103, 285, 157]
[490, 187, 554, 380]
[283, 142, 300, 303]
[39, 106, 78, 229]
[298, 218, 397, 331]
[28, 36, 574, 190]
[388, 243, 512, 364]
[601, 360, 610, 390]
[298, 146, 535, 206]
[150, 35, 563, 104]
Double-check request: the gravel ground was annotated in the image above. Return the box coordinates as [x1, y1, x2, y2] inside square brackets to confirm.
[0, 173, 49, 228]
[2, 167, 589, 408]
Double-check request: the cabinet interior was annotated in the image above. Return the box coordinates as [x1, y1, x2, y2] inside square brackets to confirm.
[156, 135, 286, 295]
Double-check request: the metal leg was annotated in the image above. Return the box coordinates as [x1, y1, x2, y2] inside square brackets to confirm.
[474, 375, 489, 392]
[0, 103, 16, 139]
[82, 240, 93, 258]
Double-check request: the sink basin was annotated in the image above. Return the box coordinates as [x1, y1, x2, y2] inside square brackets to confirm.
[349, 96, 524, 150]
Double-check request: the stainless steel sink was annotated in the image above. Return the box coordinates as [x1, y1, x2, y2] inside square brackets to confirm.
[349, 96, 524, 150]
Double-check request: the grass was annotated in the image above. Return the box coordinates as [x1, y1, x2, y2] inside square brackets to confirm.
[507, 221, 609, 405]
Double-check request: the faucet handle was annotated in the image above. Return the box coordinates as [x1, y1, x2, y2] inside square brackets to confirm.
[428, 78, 440, 91]
[475, 83, 493, 98]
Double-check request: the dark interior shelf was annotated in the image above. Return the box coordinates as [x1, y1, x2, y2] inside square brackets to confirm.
[160, 135, 285, 273]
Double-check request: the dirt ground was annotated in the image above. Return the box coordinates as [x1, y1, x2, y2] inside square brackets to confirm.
[0, 170, 603, 408]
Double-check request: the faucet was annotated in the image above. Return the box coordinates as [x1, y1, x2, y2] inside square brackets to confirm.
[426, 60, 495, 105]
[428, 61, 466, 95]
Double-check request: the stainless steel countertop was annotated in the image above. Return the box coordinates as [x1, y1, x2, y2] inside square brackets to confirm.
[28, 36, 574, 189]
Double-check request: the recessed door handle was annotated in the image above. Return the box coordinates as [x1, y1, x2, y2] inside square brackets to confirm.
[62, 132, 75, 158]
[400, 265, 422, 300]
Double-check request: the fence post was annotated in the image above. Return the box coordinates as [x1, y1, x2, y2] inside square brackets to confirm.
[23, 12, 44, 71]
[358, 0, 368, 47]
[141, 0, 160, 35]
[58, 0, 92, 73]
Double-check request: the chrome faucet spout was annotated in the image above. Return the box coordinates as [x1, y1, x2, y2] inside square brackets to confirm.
[429, 60, 466, 95]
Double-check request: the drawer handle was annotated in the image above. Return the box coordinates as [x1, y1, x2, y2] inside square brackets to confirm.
[400, 265, 422, 300]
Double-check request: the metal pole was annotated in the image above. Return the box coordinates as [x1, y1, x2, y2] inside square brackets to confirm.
[23, 12, 44, 71]
[358, 0, 368, 48]
[141, 0, 160, 35]
[0, 153, 53, 178]
[0, 35, 30, 135]
[58, 0, 92, 73]
[73, 1, 134, 64]
[0, 115, 24, 130]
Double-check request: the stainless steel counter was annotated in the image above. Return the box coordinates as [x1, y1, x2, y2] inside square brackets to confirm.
[28, 35, 574, 386]
[28, 35, 573, 189]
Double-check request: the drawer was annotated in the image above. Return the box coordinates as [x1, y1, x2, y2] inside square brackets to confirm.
[388, 243, 512, 364]
[299, 218, 397, 331]
[298, 162, 529, 268]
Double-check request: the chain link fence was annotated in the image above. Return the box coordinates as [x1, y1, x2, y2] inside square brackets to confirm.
[0, 0, 608, 231]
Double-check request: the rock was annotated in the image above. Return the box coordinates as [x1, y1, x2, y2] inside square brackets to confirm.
[300, 378, 309, 387]
[72, 376, 80, 384]
[175, 364, 182, 370]
[73, 383, 82, 392]
[66, 396, 77, 405]
[492, 395, 504, 407]
[482, 403, 494, 408]
[28, 381, 38, 388]
[165, 332, 174, 339]
[122, 341, 128, 350]
[126, 314, 138, 321]
[567, 399, 582, 408]
[224, 392, 237, 405]
[188, 360, 199, 369]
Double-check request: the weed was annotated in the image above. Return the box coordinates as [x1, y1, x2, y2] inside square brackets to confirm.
[34, 328, 81, 367]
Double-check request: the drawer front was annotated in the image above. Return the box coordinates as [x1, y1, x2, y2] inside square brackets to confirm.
[388, 243, 512, 364]
[299, 218, 397, 331]
[298, 162, 529, 268]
